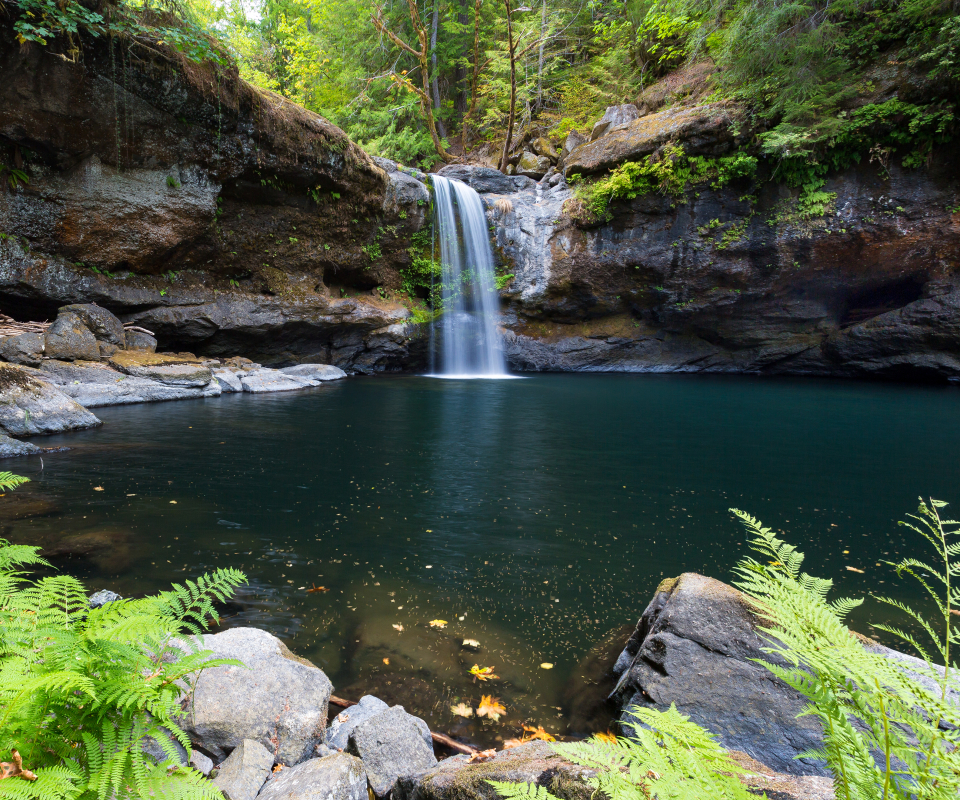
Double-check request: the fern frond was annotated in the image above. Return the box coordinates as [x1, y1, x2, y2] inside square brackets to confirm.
[487, 782, 561, 800]
[0, 473, 29, 492]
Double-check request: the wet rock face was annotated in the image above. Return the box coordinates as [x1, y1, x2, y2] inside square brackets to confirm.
[470, 143, 960, 379]
[0, 21, 428, 370]
[0, 363, 101, 435]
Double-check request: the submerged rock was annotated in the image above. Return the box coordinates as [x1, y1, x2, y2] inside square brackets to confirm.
[213, 739, 274, 800]
[348, 705, 438, 797]
[0, 363, 101, 435]
[394, 742, 596, 800]
[257, 753, 367, 800]
[182, 627, 333, 766]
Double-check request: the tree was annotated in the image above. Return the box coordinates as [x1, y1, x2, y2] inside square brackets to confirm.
[372, 0, 454, 162]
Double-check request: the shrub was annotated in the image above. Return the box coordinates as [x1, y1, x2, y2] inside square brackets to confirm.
[0, 475, 246, 800]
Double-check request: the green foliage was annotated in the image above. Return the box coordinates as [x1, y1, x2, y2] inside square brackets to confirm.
[0, 165, 30, 192]
[731, 501, 960, 799]
[362, 241, 382, 261]
[490, 704, 756, 800]
[574, 145, 757, 219]
[166, 176, 181, 189]
[0, 532, 247, 800]
[0, 473, 29, 492]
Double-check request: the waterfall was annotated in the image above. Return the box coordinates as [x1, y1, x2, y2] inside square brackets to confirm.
[430, 175, 509, 378]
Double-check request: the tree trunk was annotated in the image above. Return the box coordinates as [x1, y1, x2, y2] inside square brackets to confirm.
[498, 0, 517, 172]
[430, 0, 447, 139]
[455, 2, 469, 116]
[463, 0, 485, 140]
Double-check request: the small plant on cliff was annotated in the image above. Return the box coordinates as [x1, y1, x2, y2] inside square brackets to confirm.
[0, 478, 246, 800]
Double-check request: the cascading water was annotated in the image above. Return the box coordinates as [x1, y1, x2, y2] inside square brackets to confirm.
[429, 175, 509, 378]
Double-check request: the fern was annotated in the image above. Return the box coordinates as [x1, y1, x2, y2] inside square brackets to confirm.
[0, 534, 246, 800]
[490, 705, 758, 800]
[730, 502, 960, 800]
[0, 473, 29, 492]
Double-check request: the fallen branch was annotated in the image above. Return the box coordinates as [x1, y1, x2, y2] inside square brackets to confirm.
[329, 694, 478, 755]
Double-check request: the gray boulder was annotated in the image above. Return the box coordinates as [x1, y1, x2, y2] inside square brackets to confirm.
[327, 695, 389, 751]
[214, 368, 244, 393]
[256, 753, 367, 800]
[44, 311, 100, 362]
[241, 369, 316, 393]
[560, 130, 589, 163]
[182, 627, 333, 766]
[516, 152, 551, 180]
[124, 329, 158, 352]
[190, 750, 214, 777]
[435, 165, 535, 194]
[590, 104, 640, 141]
[88, 589, 122, 608]
[531, 136, 559, 161]
[0, 431, 42, 458]
[0, 363, 101, 435]
[142, 729, 188, 767]
[394, 742, 596, 800]
[280, 364, 347, 382]
[0, 332, 44, 366]
[611, 573, 824, 775]
[213, 739, 274, 800]
[59, 303, 124, 345]
[348, 706, 437, 797]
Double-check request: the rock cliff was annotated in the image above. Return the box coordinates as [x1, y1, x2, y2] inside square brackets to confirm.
[0, 14, 428, 371]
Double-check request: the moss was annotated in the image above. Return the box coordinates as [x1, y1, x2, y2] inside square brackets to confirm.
[655, 576, 679, 595]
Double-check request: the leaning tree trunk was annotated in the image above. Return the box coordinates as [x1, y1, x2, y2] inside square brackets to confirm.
[430, 0, 447, 140]
[498, 0, 517, 172]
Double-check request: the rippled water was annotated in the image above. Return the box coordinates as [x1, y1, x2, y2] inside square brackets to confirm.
[5, 373, 960, 746]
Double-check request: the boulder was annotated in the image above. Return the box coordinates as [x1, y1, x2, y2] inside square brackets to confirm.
[123, 330, 157, 352]
[280, 364, 348, 382]
[0, 363, 101, 435]
[240, 369, 317, 393]
[256, 753, 367, 800]
[565, 102, 747, 177]
[590, 104, 640, 141]
[142, 729, 188, 767]
[531, 137, 559, 161]
[0, 431, 42, 458]
[435, 165, 535, 194]
[44, 311, 100, 362]
[327, 695, 389, 751]
[213, 739, 274, 800]
[108, 350, 212, 387]
[213, 368, 244, 393]
[560, 131, 588, 163]
[88, 589, 122, 608]
[516, 152, 551, 180]
[0, 332, 45, 366]
[347, 706, 438, 797]
[39, 360, 221, 406]
[394, 742, 596, 800]
[181, 627, 333, 766]
[190, 750, 214, 777]
[610, 573, 825, 775]
[59, 303, 124, 345]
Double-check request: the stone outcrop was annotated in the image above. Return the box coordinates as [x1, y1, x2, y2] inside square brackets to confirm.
[589, 104, 640, 142]
[213, 739, 275, 800]
[0, 17, 428, 371]
[347, 706, 438, 797]
[257, 753, 368, 800]
[0, 363, 101, 435]
[182, 627, 333, 765]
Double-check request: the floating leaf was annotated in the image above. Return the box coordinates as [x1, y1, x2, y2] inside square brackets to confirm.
[307, 584, 329, 593]
[392, 624, 404, 632]
[429, 619, 448, 628]
[462, 638, 481, 649]
[594, 731, 617, 744]
[521, 724, 555, 742]
[93, 486, 104, 492]
[382, 658, 390, 665]
[539, 662, 554, 669]
[477, 695, 506, 721]
[450, 702, 474, 718]
[845, 566, 865, 573]
[469, 664, 499, 682]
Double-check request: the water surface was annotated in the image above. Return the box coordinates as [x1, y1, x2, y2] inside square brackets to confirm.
[7, 373, 960, 745]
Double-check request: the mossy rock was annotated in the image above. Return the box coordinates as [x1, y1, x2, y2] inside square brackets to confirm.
[394, 742, 597, 800]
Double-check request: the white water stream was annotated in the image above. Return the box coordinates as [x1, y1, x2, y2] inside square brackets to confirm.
[429, 175, 509, 378]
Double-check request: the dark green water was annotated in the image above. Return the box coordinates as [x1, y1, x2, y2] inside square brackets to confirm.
[6, 373, 959, 745]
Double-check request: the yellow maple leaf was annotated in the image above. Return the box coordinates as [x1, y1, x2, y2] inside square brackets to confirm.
[502, 738, 525, 749]
[594, 731, 617, 744]
[476, 695, 506, 721]
[521, 724, 555, 742]
[429, 619, 448, 628]
[450, 702, 474, 718]
[469, 664, 499, 682]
